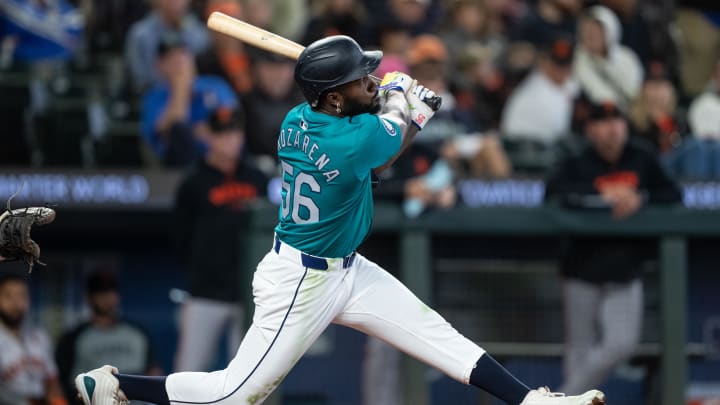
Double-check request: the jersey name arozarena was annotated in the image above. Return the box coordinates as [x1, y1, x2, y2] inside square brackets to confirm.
[277, 125, 340, 183]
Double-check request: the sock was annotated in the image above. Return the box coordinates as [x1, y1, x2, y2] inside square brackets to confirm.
[117, 374, 171, 405]
[469, 354, 531, 405]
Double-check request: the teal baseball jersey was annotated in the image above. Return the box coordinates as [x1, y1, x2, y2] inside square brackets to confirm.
[274, 103, 402, 257]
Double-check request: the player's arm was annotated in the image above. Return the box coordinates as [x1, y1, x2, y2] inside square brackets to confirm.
[544, 157, 595, 201]
[645, 151, 682, 204]
[374, 78, 437, 174]
[40, 327, 69, 405]
[373, 87, 412, 173]
[171, 179, 196, 262]
[374, 125, 420, 174]
[44, 375, 69, 405]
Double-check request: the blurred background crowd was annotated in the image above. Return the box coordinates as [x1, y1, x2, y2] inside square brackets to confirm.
[2, 0, 720, 185]
[2, 0, 720, 404]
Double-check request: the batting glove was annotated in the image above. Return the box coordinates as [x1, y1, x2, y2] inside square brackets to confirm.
[407, 81, 437, 130]
[379, 71, 414, 96]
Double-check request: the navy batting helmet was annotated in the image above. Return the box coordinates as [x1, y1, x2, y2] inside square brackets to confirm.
[295, 35, 382, 107]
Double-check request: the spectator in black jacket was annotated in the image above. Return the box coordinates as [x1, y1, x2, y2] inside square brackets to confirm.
[172, 106, 267, 373]
[241, 48, 304, 174]
[55, 269, 160, 403]
[545, 101, 681, 395]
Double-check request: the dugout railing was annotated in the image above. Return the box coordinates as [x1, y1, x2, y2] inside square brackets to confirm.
[241, 202, 714, 405]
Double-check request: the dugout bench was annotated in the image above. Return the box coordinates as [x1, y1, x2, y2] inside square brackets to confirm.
[243, 203, 713, 405]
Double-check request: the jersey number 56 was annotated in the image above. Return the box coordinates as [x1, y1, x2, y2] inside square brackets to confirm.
[281, 161, 320, 223]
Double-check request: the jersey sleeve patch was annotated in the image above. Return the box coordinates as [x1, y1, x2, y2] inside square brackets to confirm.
[380, 118, 398, 136]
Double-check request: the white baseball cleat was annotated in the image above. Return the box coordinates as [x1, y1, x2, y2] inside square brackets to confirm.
[520, 387, 606, 405]
[74, 365, 129, 405]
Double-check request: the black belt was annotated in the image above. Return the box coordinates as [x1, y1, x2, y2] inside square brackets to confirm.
[274, 236, 356, 270]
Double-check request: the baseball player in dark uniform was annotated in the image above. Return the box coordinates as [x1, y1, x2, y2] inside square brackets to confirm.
[74, 36, 606, 405]
[545, 101, 681, 394]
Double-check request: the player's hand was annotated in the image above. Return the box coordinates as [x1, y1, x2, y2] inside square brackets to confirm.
[379, 71, 414, 96]
[600, 186, 642, 219]
[406, 81, 437, 130]
[168, 50, 196, 89]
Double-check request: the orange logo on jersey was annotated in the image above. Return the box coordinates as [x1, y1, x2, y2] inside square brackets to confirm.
[209, 181, 258, 207]
[593, 171, 639, 192]
[553, 39, 572, 59]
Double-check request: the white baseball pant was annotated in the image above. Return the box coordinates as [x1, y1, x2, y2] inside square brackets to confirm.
[165, 239, 485, 404]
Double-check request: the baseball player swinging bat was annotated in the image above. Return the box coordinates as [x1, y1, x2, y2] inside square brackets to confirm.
[71, 19, 605, 405]
[206, 11, 442, 112]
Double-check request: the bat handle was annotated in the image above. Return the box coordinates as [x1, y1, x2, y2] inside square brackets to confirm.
[424, 95, 442, 112]
[369, 74, 442, 111]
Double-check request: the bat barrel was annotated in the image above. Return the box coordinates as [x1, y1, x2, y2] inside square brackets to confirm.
[207, 12, 305, 60]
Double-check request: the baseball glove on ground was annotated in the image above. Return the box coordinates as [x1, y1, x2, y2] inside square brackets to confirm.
[0, 205, 56, 272]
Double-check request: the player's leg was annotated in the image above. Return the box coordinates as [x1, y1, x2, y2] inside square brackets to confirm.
[599, 279, 643, 367]
[559, 278, 602, 394]
[174, 297, 234, 372]
[334, 254, 605, 405]
[561, 279, 643, 394]
[227, 301, 245, 364]
[334, 253, 528, 403]
[164, 251, 355, 405]
[361, 337, 402, 405]
[76, 250, 352, 405]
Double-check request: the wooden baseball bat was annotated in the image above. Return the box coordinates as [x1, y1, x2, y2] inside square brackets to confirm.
[207, 12, 304, 60]
[206, 12, 442, 111]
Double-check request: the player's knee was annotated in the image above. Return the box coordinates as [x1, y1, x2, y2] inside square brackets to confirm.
[604, 339, 638, 363]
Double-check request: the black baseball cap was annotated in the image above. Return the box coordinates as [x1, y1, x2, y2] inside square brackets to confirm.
[209, 106, 245, 133]
[86, 269, 119, 294]
[0, 268, 28, 287]
[587, 101, 624, 122]
[157, 30, 186, 57]
[544, 36, 574, 66]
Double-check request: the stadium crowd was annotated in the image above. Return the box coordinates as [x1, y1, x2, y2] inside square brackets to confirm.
[2, 0, 720, 190]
